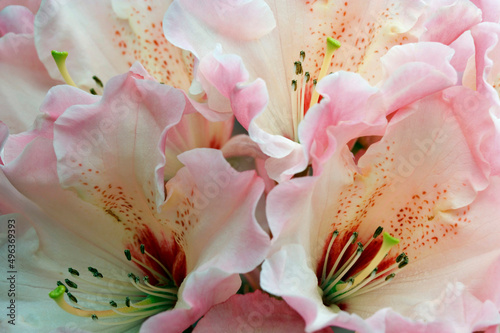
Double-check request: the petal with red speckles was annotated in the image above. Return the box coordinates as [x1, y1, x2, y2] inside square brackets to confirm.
[35, 0, 194, 91]
[261, 88, 500, 331]
[0, 5, 61, 134]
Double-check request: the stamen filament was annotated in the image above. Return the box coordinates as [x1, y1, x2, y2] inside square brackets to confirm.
[322, 232, 357, 288]
[143, 249, 175, 283]
[321, 230, 339, 282]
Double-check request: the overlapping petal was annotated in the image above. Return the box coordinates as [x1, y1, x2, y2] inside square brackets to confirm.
[0, 5, 61, 133]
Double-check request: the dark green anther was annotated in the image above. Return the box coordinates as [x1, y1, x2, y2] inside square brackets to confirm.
[89, 88, 97, 95]
[65, 279, 78, 289]
[93, 271, 103, 279]
[291, 80, 297, 91]
[332, 230, 339, 237]
[356, 242, 364, 253]
[56, 281, 68, 293]
[92, 314, 98, 321]
[294, 61, 303, 75]
[124, 249, 132, 261]
[300, 50, 305, 61]
[144, 276, 149, 283]
[371, 267, 378, 275]
[88, 266, 98, 273]
[92, 75, 103, 87]
[373, 226, 383, 238]
[140, 244, 145, 254]
[305, 72, 310, 83]
[396, 252, 406, 263]
[67, 292, 78, 303]
[68, 267, 79, 276]
[398, 256, 409, 269]
[125, 297, 130, 307]
[385, 273, 396, 281]
[109, 300, 117, 308]
[351, 232, 358, 244]
[313, 79, 318, 85]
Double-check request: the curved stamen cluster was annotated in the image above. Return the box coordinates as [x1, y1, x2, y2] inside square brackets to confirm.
[290, 37, 341, 141]
[49, 244, 177, 327]
[319, 227, 409, 307]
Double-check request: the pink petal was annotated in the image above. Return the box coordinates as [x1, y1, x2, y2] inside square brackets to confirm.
[415, 0, 481, 45]
[380, 42, 457, 112]
[471, 0, 500, 23]
[193, 290, 333, 333]
[0, 6, 60, 134]
[0, 5, 34, 35]
[0, 1, 41, 14]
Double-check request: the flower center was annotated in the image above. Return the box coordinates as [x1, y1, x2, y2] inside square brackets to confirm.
[49, 244, 178, 327]
[290, 37, 341, 141]
[318, 227, 408, 309]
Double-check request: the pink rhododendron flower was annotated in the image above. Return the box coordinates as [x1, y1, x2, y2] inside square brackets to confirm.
[260, 82, 500, 332]
[162, 0, 489, 181]
[0, 64, 271, 332]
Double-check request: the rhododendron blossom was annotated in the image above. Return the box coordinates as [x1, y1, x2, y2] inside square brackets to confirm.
[260, 83, 500, 332]
[0, 64, 270, 332]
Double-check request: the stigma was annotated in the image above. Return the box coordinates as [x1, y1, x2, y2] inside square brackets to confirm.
[318, 226, 408, 308]
[49, 244, 178, 327]
[290, 37, 341, 142]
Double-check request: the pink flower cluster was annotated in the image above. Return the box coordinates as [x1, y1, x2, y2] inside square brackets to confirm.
[1, 1, 500, 332]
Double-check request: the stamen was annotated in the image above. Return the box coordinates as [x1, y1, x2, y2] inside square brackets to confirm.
[51, 51, 77, 87]
[309, 37, 341, 108]
[65, 278, 78, 289]
[90, 88, 97, 95]
[68, 268, 80, 276]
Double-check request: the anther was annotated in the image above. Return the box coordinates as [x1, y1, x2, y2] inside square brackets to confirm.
[304, 72, 310, 83]
[92, 314, 98, 321]
[396, 252, 406, 263]
[109, 300, 117, 308]
[291, 80, 297, 92]
[351, 232, 359, 244]
[124, 249, 132, 261]
[92, 75, 103, 88]
[65, 279, 78, 289]
[89, 88, 97, 95]
[294, 61, 303, 75]
[125, 297, 131, 307]
[93, 271, 103, 279]
[56, 281, 68, 293]
[300, 50, 305, 62]
[398, 256, 409, 269]
[88, 267, 98, 274]
[68, 268, 79, 276]
[385, 273, 396, 281]
[140, 244, 145, 254]
[67, 292, 78, 303]
[373, 226, 383, 238]
[144, 276, 149, 283]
